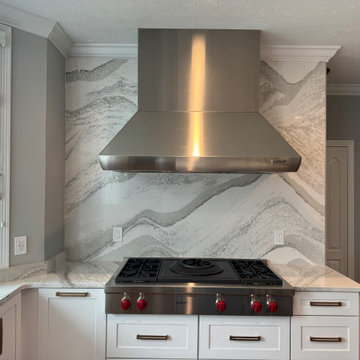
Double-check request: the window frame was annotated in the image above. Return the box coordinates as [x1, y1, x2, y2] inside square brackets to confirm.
[0, 23, 12, 268]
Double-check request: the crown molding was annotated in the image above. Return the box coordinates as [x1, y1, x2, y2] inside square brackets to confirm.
[260, 45, 340, 62]
[48, 23, 73, 57]
[0, 2, 73, 57]
[69, 43, 341, 61]
[327, 83, 360, 96]
[0, 2, 53, 38]
[69, 43, 137, 57]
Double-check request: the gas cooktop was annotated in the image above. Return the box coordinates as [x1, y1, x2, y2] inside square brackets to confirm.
[105, 258, 294, 316]
[115, 258, 283, 286]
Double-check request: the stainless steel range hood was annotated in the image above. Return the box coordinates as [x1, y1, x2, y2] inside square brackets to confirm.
[99, 29, 301, 173]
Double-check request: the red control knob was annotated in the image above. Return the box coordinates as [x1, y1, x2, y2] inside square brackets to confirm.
[137, 298, 147, 311]
[216, 300, 226, 312]
[268, 301, 278, 313]
[121, 298, 131, 311]
[252, 301, 262, 313]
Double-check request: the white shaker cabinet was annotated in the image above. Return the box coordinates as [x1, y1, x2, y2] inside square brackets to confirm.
[0, 293, 21, 360]
[291, 292, 360, 360]
[38, 288, 105, 360]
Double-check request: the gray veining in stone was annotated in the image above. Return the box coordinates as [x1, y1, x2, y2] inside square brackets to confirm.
[64, 57, 326, 265]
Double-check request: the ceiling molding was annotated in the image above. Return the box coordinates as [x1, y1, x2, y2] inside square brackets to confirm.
[48, 23, 73, 57]
[327, 83, 360, 96]
[0, 2, 73, 57]
[260, 45, 340, 62]
[69, 43, 341, 61]
[0, 2, 53, 38]
[69, 43, 137, 57]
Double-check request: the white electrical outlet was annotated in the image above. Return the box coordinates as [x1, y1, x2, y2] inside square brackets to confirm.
[274, 230, 284, 246]
[14, 236, 27, 255]
[113, 227, 123, 242]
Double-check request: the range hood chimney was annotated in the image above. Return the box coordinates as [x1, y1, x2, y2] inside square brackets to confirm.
[99, 29, 301, 173]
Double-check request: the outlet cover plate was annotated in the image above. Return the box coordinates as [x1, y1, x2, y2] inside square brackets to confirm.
[14, 236, 27, 255]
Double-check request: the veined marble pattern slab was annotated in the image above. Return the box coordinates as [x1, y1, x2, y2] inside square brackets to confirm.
[64, 57, 326, 265]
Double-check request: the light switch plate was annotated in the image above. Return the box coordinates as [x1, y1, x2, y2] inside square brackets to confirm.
[14, 236, 27, 255]
[274, 230, 284, 245]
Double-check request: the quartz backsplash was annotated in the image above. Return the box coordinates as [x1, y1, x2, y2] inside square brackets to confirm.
[65, 57, 326, 266]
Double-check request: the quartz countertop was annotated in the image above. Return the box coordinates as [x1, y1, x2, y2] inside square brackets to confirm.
[270, 263, 360, 292]
[0, 261, 117, 306]
[0, 261, 359, 306]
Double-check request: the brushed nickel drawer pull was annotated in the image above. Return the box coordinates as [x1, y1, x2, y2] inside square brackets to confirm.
[229, 335, 261, 341]
[56, 292, 89, 297]
[136, 334, 169, 341]
[310, 336, 342, 342]
[310, 301, 342, 307]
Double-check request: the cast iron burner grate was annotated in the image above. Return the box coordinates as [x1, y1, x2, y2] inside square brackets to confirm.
[230, 259, 282, 285]
[116, 258, 161, 283]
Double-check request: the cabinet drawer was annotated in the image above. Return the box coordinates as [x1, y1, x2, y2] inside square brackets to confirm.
[199, 316, 290, 359]
[107, 314, 197, 359]
[291, 316, 359, 360]
[293, 292, 359, 316]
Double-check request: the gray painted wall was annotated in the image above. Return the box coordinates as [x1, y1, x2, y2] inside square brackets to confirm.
[10, 28, 47, 266]
[327, 95, 360, 281]
[10, 28, 64, 266]
[44, 41, 65, 260]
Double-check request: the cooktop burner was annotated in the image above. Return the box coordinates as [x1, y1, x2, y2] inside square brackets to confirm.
[170, 259, 224, 276]
[115, 258, 282, 286]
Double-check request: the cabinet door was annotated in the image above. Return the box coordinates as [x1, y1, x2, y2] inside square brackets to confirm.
[38, 288, 105, 360]
[0, 293, 21, 360]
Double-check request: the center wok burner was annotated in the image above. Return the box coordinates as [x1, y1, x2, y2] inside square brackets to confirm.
[170, 258, 224, 277]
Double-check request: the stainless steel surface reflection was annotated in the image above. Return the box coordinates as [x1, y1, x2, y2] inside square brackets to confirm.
[99, 29, 302, 173]
[99, 111, 301, 172]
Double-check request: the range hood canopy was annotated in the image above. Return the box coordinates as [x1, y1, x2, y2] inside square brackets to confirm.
[99, 29, 301, 173]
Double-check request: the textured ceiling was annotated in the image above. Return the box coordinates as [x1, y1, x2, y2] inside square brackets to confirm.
[1, 0, 360, 83]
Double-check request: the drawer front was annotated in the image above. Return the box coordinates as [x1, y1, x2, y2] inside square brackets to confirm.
[291, 316, 359, 360]
[107, 314, 197, 359]
[294, 292, 359, 316]
[199, 316, 290, 359]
